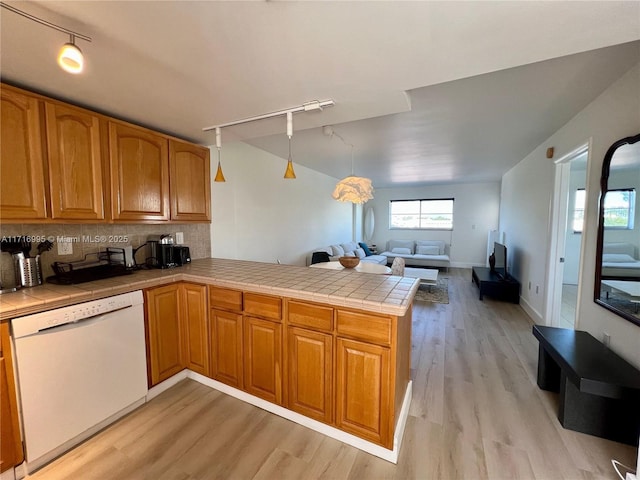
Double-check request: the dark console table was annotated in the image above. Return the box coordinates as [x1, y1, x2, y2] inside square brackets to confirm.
[533, 325, 640, 445]
[471, 266, 520, 303]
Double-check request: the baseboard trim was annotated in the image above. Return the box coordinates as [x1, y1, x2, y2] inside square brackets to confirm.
[146, 370, 189, 400]
[186, 371, 411, 464]
[519, 296, 543, 324]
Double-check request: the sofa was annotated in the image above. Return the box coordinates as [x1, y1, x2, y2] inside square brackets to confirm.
[380, 240, 450, 269]
[310, 241, 388, 265]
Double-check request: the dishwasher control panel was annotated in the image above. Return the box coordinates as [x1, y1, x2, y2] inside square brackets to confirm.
[12, 290, 144, 337]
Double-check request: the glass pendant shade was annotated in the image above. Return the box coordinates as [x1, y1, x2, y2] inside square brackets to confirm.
[332, 175, 374, 204]
[58, 41, 83, 74]
[214, 160, 226, 182]
[284, 159, 296, 179]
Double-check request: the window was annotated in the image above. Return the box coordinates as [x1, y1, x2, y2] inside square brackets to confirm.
[573, 189, 586, 233]
[603, 188, 635, 230]
[573, 188, 635, 233]
[389, 198, 454, 230]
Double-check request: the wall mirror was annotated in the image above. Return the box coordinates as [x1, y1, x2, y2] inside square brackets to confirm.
[595, 133, 640, 327]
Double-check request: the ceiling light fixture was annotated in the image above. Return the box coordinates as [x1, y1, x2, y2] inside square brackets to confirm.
[214, 127, 226, 182]
[284, 112, 296, 179]
[1, 3, 92, 74]
[203, 99, 335, 181]
[326, 127, 374, 204]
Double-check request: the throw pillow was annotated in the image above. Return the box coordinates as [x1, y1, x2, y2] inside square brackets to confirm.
[331, 245, 345, 257]
[391, 247, 411, 255]
[343, 251, 356, 257]
[359, 242, 373, 256]
[355, 248, 366, 259]
[416, 245, 440, 255]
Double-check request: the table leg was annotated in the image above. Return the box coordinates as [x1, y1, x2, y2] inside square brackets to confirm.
[536, 345, 560, 392]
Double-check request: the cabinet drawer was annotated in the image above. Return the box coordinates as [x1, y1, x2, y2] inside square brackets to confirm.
[336, 310, 391, 346]
[288, 301, 333, 332]
[209, 286, 243, 312]
[244, 293, 282, 321]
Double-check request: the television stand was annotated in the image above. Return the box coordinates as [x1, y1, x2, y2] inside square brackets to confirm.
[472, 266, 520, 304]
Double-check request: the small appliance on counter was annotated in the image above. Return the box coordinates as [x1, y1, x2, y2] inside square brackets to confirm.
[147, 234, 177, 269]
[173, 245, 191, 266]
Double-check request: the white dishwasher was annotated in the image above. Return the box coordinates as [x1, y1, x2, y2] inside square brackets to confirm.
[12, 290, 148, 472]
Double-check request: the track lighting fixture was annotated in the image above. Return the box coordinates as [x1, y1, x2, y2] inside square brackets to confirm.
[1, 3, 92, 74]
[214, 127, 226, 182]
[203, 99, 335, 181]
[284, 112, 296, 179]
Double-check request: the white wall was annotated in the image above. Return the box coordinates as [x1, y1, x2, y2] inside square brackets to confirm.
[500, 62, 640, 368]
[209, 142, 352, 266]
[365, 182, 501, 268]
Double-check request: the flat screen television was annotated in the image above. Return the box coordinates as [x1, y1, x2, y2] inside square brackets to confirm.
[493, 242, 507, 279]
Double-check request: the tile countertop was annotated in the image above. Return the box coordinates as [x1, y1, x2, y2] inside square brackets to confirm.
[0, 258, 420, 321]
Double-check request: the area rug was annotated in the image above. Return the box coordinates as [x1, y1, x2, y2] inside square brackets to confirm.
[413, 277, 449, 304]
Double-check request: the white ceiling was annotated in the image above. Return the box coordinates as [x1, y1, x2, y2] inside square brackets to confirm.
[1, 1, 639, 188]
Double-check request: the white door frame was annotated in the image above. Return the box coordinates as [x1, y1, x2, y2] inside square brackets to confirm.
[544, 140, 591, 327]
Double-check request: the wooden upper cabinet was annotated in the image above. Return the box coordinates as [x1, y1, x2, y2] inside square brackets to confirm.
[0, 86, 47, 220]
[109, 121, 170, 221]
[169, 140, 211, 222]
[45, 102, 105, 220]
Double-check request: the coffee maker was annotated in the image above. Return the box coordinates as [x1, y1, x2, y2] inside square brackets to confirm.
[147, 234, 177, 269]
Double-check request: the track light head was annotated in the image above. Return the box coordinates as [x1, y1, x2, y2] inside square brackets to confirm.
[58, 36, 83, 74]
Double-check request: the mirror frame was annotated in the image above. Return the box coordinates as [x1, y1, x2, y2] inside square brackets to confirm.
[594, 133, 640, 327]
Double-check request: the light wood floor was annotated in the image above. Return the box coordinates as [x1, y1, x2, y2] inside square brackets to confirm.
[28, 269, 638, 480]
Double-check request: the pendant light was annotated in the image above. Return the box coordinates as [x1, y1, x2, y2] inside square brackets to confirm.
[326, 126, 374, 204]
[214, 127, 226, 182]
[284, 112, 297, 179]
[58, 34, 84, 74]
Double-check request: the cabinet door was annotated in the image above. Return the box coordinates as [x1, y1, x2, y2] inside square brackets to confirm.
[145, 284, 184, 386]
[0, 87, 47, 220]
[169, 140, 211, 222]
[45, 102, 105, 220]
[336, 338, 391, 447]
[243, 316, 282, 405]
[181, 283, 209, 377]
[287, 327, 333, 424]
[210, 309, 243, 388]
[109, 121, 170, 221]
[0, 323, 23, 472]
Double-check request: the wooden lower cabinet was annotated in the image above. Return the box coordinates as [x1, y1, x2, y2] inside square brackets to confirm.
[287, 327, 333, 424]
[145, 283, 184, 386]
[336, 337, 392, 448]
[1, 322, 23, 473]
[243, 316, 282, 405]
[181, 283, 209, 377]
[144, 285, 408, 451]
[210, 309, 243, 388]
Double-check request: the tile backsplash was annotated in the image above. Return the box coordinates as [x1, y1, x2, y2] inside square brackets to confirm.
[0, 223, 211, 288]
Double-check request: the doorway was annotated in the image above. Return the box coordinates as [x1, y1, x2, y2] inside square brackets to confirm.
[546, 143, 589, 328]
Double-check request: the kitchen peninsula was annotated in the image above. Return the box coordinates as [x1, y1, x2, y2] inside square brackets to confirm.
[0, 258, 418, 466]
